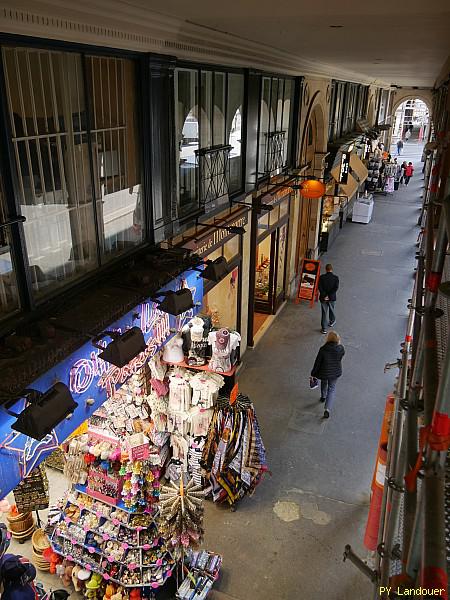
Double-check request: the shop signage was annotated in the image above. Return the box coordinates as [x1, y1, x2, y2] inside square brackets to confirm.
[339, 152, 351, 184]
[296, 259, 321, 306]
[185, 214, 248, 257]
[0, 269, 203, 498]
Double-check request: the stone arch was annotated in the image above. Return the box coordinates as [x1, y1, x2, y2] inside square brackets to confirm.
[391, 91, 433, 117]
[300, 95, 327, 166]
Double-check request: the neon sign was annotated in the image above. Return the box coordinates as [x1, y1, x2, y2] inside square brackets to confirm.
[0, 269, 203, 498]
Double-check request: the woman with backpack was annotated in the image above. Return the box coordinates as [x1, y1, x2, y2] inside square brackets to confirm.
[311, 331, 345, 419]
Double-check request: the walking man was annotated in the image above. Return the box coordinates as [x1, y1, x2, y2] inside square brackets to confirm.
[318, 263, 339, 334]
[404, 162, 414, 186]
[396, 139, 404, 155]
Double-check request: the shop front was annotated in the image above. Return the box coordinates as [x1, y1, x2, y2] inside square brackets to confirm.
[320, 142, 368, 252]
[0, 246, 268, 598]
[248, 191, 291, 346]
[181, 210, 247, 335]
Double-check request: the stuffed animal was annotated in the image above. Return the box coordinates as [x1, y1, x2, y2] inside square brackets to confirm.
[103, 583, 116, 600]
[110, 589, 123, 600]
[61, 563, 74, 587]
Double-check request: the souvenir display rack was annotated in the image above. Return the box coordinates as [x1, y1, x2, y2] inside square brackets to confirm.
[176, 550, 222, 599]
[51, 486, 174, 589]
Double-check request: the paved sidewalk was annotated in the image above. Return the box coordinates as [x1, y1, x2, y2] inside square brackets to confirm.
[203, 151, 424, 599]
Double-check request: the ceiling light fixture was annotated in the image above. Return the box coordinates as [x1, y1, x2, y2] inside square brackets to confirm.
[92, 327, 147, 368]
[329, 25, 343, 28]
[4, 383, 78, 441]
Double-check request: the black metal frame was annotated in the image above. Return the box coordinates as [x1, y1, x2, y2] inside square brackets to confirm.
[0, 32, 152, 334]
[247, 194, 291, 346]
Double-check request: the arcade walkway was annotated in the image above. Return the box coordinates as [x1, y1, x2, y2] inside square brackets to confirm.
[204, 145, 424, 599]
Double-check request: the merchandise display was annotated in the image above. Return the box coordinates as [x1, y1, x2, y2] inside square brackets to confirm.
[0, 313, 258, 600]
[201, 394, 268, 507]
[12, 464, 49, 512]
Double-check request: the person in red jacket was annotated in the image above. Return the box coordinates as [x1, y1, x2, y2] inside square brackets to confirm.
[404, 162, 414, 186]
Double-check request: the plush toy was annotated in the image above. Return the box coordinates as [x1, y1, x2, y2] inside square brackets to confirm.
[61, 563, 74, 587]
[129, 589, 141, 600]
[110, 589, 123, 600]
[103, 583, 116, 600]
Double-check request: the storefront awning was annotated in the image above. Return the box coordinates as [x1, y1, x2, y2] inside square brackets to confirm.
[330, 164, 359, 201]
[349, 154, 368, 185]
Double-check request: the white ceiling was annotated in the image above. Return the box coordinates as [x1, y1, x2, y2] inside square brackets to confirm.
[128, 0, 450, 86]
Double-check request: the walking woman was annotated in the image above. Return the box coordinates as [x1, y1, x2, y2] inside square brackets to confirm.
[311, 331, 345, 419]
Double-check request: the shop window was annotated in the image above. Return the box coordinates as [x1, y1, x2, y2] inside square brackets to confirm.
[176, 69, 199, 217]
[258, 76, 294, 177]
[227, 74, 244, 193]
[3, 47, 97, 298]
[0, 175, 20, 319]
[202, 268, 239, 330]
[2, 46, 143, 301]
[175, 68, 244, 218]
[86, 55, 142, 261]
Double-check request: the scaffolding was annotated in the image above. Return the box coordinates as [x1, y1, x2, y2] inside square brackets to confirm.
[344, 133, 450, 598]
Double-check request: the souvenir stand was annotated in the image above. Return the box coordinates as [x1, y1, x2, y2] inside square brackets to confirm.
[48, 315, 247, 599]
[365, 156, 386, 196]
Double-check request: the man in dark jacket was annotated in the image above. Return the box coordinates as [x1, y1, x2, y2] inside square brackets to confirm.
[318, 263, 339, 334]
[311, 331, 345, 418]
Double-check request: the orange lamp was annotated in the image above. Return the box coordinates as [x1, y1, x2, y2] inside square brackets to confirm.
[300, 179, 326, 199]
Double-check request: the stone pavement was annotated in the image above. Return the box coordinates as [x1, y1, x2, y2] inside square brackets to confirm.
[202, 144, 425, 599]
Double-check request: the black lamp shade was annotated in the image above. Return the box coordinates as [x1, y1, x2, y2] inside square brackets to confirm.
[157, 289, 194, 316]
[201, 257, 230, 282]
[99, 327, 147, 368]
[11, 383, 78, 441]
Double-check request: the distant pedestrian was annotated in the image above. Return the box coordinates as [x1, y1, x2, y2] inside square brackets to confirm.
[404, 162, 414, 185]
[396, 139, 403, 155]
[311, 331, 345, 419]
[400, 161, 407, 184]
[318, 263, 339, 334]
[394, 159, 402, 190]
[405, 129, 411, 141]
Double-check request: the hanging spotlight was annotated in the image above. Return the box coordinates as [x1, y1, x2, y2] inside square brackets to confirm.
[196, 221, 246, 235]
[6, 383, 78, 441]
[200, 257, 230, 283]
[92, 327, 147, 368]
[153, 289, 194, 316]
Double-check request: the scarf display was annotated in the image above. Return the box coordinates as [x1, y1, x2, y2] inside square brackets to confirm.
[200, 394, 268, 506]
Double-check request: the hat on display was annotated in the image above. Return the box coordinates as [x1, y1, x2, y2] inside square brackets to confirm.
[215, 329, 230, 350]
[0, 554, 36, 586]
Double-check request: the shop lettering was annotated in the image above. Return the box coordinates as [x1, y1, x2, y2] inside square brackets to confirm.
[70, 303, 171, 397]
[189, 216, 247, 256]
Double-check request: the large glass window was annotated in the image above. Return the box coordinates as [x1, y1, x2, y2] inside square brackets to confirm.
[0, 175, 20, 319]
[258, 76, 295, 178]
[86, 56, 143, 261]
[175, 68, 244, 218]
[2, 46, 142, 300]
[227, 74, 244, 193]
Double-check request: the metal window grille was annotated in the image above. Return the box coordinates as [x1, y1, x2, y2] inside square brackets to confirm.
[2, 47, 96, 297]
[195, 144, 231, 206]
[2, 47, 140, 299]
[265, 130, 286, 174]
